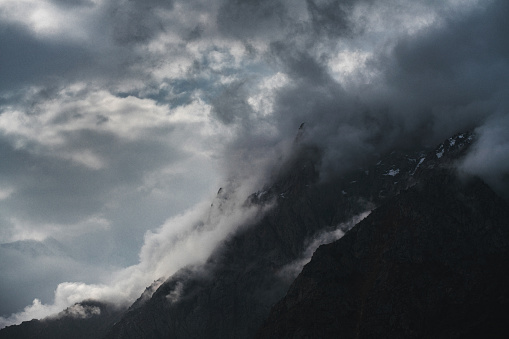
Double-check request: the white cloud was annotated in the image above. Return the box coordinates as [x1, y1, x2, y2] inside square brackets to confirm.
[0, 0, 101, 41]
[65, 149, 105, 170]
[6, 215, 110, 243]
[0, 187, 14, 201]
[0, 86, 168, 144]
[0, 85, 222, 170]
[57, 303, 101, 319]
[460, 112, 509, 195]
[278, 211, 371, 280]
[0, 181, 274, 328]
[0, 281, 128, 329]
[328, 49, 374, 85]
[248, 72, 289, 117]
[166, 281, 184, 304]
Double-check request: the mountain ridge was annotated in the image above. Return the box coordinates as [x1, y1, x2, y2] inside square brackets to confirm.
[3, 131, 504, 338]
[257, 170, 509, 338]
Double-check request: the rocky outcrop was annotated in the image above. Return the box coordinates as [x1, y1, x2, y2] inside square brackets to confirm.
[257, 171, 509, 338]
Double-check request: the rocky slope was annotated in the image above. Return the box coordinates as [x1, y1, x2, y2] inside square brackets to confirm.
[257, 170, 509, 338]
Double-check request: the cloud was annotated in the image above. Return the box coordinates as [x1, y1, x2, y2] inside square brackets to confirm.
[0, 238, 114, 318]
[0, 79, 224, 319]
[0, 283, 123, 328]
[0, 83, 222, 226]
[56, 303, 101, 319]
[216, 0, 288, 40]
[0, 182, 274, 327]
[49, 0, 96, 8]
[109, 0, 175, 45]
[165, 281, 184, 304]
[279, 211, 371, 281]
[212, 80, 255, 125]
[0, 22, 92, 91]
[460, 112, 509, 198]
[243, 0, 509, 183]
[306, 0, 365, 38]
[0, 85, 175, 146]
[5, 215, 110, 243]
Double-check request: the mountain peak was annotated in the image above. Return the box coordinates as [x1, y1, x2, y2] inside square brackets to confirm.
[257, 169, 509, 338]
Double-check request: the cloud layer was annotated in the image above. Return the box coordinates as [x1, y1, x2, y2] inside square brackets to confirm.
[1, 0, 508, 326]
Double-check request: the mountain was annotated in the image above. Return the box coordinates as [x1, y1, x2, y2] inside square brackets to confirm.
[0, 301, 124, 339]
[104, 132, 485, 338]
[257, 171, 509, 338]
[3, 131, 507, 338]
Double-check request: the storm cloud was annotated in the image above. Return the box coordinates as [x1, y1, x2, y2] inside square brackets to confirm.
[0, 0, 508, 326]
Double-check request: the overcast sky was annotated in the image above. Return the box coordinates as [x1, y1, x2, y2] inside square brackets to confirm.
[1, 0, 508, 327]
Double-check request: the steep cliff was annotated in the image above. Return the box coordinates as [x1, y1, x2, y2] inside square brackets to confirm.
[257, 171, 509, 338]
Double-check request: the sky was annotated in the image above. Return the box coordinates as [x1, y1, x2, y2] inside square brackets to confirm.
[0, 0, 508, 327]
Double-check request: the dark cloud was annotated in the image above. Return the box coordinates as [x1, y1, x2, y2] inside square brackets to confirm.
[306, 0, 363, 38]
[49, 0, 95, 8]
[247, 0, 509, 184]
[217, 0, 287, 39]
[270, 42, 334, 84]
[109, 0, 174, 45]
[376, 0, 509, 147]
[211, 81, 254, 125]
[184, 25, 205, 42]
[0, 23, 92, 91]
[388, 1, 509, 108]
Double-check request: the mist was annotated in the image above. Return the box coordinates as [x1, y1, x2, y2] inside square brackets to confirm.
[0, 182, 273, 327]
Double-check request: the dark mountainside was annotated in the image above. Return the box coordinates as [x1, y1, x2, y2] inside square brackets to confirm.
[257, 171, 509, 338]
[0, 301, 124, 339]
[104, 134, 477, 339]
[2, 132, 507, 338]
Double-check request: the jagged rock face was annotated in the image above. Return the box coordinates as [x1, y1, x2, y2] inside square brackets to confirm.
[257, 172, 509, 338]
[0, 301, 124, 339]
